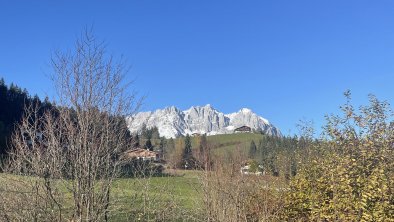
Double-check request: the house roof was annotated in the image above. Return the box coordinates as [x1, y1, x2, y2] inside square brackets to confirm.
[121, 148, 158, 160]
[234, 126, 251, 131]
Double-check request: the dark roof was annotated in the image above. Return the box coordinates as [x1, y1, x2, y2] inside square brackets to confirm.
[234, 126, 251, 132]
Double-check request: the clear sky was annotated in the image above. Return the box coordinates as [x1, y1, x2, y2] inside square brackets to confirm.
[1, 1, 394, 135]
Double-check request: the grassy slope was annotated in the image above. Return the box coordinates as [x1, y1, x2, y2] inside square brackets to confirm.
[0, 133, 268, 220]
[206, 133, 264, 152]
[191, 133, 265, 162]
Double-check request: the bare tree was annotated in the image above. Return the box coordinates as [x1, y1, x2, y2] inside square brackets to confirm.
[199, 147, 285, 222]
[2, 29, 140, 221]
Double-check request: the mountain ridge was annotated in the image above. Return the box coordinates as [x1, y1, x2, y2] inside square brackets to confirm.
[126, 104, 281, 138]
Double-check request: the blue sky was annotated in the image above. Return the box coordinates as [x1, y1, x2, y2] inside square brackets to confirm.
[1, 1, 394, 135]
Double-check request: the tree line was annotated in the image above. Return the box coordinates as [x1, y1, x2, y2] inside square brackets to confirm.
[0, 79, 53, 157]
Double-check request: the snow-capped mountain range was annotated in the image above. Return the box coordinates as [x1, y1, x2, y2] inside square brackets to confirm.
[126, 104, 281, 138]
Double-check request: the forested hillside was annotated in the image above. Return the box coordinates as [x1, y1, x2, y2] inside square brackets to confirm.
[0, 78, 52, 156]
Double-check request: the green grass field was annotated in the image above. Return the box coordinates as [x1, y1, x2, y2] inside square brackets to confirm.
[190, 133, 266, 162]
[0, 170, 203, 221]
[0, 133, 272, 221]
[207, 132, 264, 150]
[114, 133, 270, 220]
[108, 170, 203, 220]
[112, 170, 201, 208]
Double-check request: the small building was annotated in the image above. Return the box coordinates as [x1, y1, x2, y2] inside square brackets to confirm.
[121, 148, 159, 161]
[234, 126, 252, 133]
[119, 148, 164, 177]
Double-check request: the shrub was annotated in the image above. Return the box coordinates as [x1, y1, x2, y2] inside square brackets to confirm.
[283, 92, 394, 221]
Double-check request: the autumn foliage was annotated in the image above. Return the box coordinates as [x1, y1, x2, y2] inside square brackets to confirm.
[284, 91, 394, 221]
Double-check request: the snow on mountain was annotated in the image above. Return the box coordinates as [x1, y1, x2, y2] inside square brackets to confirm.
[126, 104, 281, 138]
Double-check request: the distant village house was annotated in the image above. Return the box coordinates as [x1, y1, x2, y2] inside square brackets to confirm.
[234, 126, 252, 133]
[121, 148, 160, 161]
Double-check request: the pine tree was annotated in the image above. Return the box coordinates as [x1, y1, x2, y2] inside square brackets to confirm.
[182, 134, 194, 169]
[248, 140, 257, 159]
[159, 137, 166, 150]
[133, 134, 140, 148]
[140, 123, 148, 139]
[150, 126, 160, 139]
[184, 134, 192, 159]
[144, 139, 153, 151]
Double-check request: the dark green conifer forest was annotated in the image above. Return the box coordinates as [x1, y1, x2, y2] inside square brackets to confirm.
[0, 78, 52, 157]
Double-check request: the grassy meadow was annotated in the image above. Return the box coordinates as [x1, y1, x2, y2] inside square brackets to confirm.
[0, 133, 284, 221]
[0, 170, 203, 221]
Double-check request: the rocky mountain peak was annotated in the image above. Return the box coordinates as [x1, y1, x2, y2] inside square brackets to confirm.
[240, 108, 252, 113]
[127, 105, 281, 138]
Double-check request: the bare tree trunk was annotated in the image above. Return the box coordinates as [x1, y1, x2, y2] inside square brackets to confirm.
[2, 29, 140, 221]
